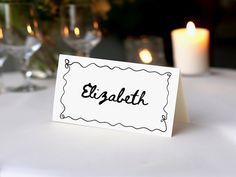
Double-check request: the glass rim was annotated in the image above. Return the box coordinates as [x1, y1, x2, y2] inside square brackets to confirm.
[0, 1, 33, 4]
[60, 3, 91, 9]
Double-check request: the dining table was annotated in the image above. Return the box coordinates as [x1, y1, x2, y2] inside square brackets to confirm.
[0, 68, 236, 177]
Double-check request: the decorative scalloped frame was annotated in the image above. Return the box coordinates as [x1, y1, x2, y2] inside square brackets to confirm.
[59, 59, 172, 133]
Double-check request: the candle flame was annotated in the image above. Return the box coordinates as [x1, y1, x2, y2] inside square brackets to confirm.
[63, 26, 69, 37]
[186, 21, 196, 35]
[139, 48, 153, 64]
[74, 27, 80, 37]
[0, 27, 3, 39]
[27, 24, 33, 35]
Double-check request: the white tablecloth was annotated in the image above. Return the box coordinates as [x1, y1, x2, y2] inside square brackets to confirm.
[0, 68, 236, 177]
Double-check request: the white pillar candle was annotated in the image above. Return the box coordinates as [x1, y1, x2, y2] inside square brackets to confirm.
[171, 21, 210, 75]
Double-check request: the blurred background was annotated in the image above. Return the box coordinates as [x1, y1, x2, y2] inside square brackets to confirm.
[2, 0, 236, 74]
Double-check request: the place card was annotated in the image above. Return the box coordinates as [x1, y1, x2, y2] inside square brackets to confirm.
[53, 54, 188, 137]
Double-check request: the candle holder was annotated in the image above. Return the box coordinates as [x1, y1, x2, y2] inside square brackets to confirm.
[124, 36, 167, 66]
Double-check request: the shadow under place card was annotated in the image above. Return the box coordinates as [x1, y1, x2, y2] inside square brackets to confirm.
[53, 54, 188, 137]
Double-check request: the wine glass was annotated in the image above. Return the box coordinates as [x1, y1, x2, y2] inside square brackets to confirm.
[0, 43, 7, 93]
[60, 3, 102, 57]
[0, 2, 43, 92]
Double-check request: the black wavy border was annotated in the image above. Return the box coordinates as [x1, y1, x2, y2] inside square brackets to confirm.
[59, 59, 172, 133]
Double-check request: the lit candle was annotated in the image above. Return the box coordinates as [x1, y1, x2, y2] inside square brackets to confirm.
[171, 21, 210, 75]
[74, 27, 80, 37]
[26, 24, 34, 35]
[139, 48, 153, 64]
[63, 26, 69, 37]
[0, 27, 3, 39]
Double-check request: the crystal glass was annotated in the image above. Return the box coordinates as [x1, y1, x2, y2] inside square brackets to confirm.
[0, 2, 43, 92]
[60, 3, 102, 57]
[125, 36, 167, 66]
[0, 43, 7, 93]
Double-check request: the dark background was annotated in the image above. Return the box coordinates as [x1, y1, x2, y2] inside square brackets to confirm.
[2, 0, 236, 71]
[91, 0, 236, 69]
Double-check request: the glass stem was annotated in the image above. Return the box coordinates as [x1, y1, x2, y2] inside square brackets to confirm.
[21, 58, 32, 88]
[0, 66, 4, 93]
[76, 48, 90, 57]
[0, 57, 6, 93]
[25, 71, 32, 87]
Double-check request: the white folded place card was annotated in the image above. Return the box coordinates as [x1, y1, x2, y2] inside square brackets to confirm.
[53, 54, 188, 137]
